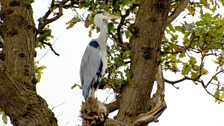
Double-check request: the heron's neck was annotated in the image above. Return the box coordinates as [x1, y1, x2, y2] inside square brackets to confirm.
[97, 25, 108, 52]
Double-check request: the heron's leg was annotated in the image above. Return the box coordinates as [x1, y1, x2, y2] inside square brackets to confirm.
[91, 87, 96, 98]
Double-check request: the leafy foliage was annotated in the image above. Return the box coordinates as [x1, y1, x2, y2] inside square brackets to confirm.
[63, 0, 224, 102]
[36, 0, 224, 102]
[0, 108, 7, 124]
[162, 1, 224, 102]
[34, 62, 47, 83]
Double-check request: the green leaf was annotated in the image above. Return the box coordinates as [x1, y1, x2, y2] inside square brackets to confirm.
[201, 68, 208, 75]
[189, 57, 197, 65]
[191, 72, 198, 80]
[171, 63, 178, 72]
[214, 89, 220, 102]
[2, 113, 7, 124]
[124, 30, 132, 39]
[66, 16, 81, 29]
[178, 53, 185, 58]
[182, 63, 191, 75]
[0, 110, 7, 124]
[175, 26, 183, 32]
[210, 41, 223, 48]
[168, 24, 175, 32]
[192, 65, 200, 71]
[34, 62, 47, 83]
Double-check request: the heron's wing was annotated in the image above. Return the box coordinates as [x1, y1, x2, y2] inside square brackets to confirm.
[80, 40, 102, 99]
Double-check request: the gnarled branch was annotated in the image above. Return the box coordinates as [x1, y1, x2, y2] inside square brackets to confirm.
[129, 65, 166, 126]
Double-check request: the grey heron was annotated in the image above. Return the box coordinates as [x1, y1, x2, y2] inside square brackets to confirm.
[80, 11, 119, 100]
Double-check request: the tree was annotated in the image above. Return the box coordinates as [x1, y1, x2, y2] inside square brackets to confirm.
[1, 0, 224, 125]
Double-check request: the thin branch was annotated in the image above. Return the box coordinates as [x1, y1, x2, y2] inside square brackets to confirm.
[38, 0, 68, 32]
[167, 0, 190, 25]
[39, 41, 59, 56]
[36, 0, 72, 56]
[199, 80, 224, 102]
[37, 38, 59, 61]
[205, 70, 224, 88]
[164, 76, 191, 84]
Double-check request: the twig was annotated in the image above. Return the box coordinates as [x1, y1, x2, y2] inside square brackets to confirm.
[165, 76, 191, 84]
[167, 0, 190, 25]
[205, 70, 224, 88]
[37, 38, 59, 61]
[39, 41, 59, 56]
[199, 80, 224, 102]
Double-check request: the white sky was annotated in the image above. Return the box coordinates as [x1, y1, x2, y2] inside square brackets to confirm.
[1, 0, 224, 126]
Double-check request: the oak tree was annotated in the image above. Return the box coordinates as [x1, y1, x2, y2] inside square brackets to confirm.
[1, 0, 224, 125]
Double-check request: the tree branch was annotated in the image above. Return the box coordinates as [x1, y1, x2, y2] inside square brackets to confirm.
[37, 0, 67, 32]
[39, 41, 59, 56]
[105, 100, 119, 113]
[167, 0, 190, 25]
[117, 3, 139, 45]
[205, 70, 224, 88]
[129, 100, 166, 126]
[37, 0, 76, 56]
[129, 65, 167, 126]
[199, 80, 224, 102]
[104, 118, 125, 126]
[164, 76, 191, 85]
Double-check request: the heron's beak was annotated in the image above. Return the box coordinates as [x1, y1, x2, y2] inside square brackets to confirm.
[108, 15, 120, 20]
[103, 12, 120, 20]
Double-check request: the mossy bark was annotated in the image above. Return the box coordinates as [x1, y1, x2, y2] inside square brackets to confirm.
[0, 0, 57, 125]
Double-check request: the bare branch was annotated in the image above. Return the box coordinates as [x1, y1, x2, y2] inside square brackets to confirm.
[164, 76, 191, 84]
[39, 41, 59, 56]
[205, 70, 224, 88]
[199, 80, 224, 102]
[167, 0, 190, 25]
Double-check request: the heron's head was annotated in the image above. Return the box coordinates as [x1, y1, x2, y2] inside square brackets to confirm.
[94, 10, 120, 28]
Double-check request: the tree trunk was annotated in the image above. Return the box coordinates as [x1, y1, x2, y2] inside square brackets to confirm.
[0, 0, 57, 125]
[116, 0, 170, 124]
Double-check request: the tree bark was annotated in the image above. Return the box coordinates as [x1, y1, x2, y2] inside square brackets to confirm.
[0, 0, 57, 125]
[116, 0, 170, 124]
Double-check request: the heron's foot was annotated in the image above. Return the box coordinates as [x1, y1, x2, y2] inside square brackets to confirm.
[81, 97, 108, 126]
